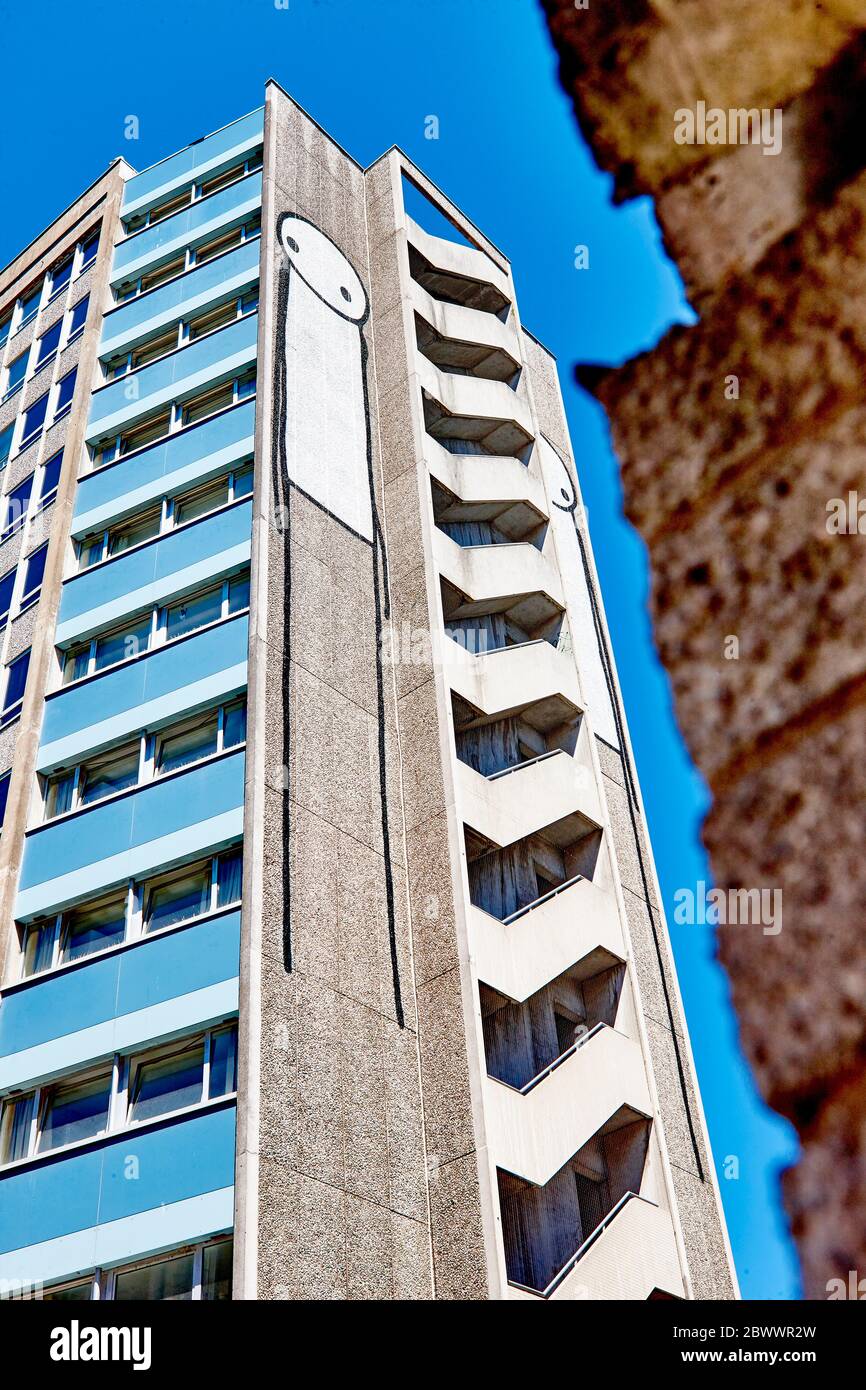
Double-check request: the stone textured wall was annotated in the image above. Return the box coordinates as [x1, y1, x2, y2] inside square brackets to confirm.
[542, 0, 866, 1296]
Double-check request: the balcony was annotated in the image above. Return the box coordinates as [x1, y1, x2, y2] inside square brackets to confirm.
[419, 356, 533, 455]
[88, 314, 258, 442]
[112, 171, 262, 288]
[16, 747, 245, 921]
[508, 1192, 685, 1301]
[73, 400, 255, 537]
[56, 498, 252, 646]
[101, 240, 260, 359]
[0, 1103, 235, 1289]
[122, 108, 263, 223]
[457, 740, 603, 854]
[405, 216, 512, 316]
[484, 1027, 650, 1188]
[470, 873, 626, 1004]
[0, 908, 240, 1091]
[39, 613, 248, 770]
[424, 434, 548, 533]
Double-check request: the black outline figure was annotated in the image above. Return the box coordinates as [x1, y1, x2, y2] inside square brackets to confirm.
[271, 212, 403, 1028]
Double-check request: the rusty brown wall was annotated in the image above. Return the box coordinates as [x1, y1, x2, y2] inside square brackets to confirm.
[542, 0, 866, 1297]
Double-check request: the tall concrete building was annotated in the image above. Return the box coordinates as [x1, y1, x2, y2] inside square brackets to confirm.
[0, 85, 736, 1301]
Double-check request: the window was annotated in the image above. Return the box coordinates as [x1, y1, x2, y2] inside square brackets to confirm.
[0, 312, 11, 352]
[53, 367, 77, 421]
[79, 506, 161, 569]
[34, 318, 62, 370]
[48, 255, 73, 302]
[4, 349, 28, 400]
[165, 584, 223, 640]
[0, 770, 9, 830]
[187, 299, 236, 341]
[174, 474, 229, 526]
[26, 1239, 233, 1303]
[0, 1093, 34, 1163]
[105, 325, 179, 380]
[137, 253, 187, 297]
[93, 613, 150, 670]
[62, 896, 127, 964]
[20, 543, 47, 608]
[128, 1037, 205, 1123]
[125, 188, 191, 235]
[77, 743, 140, 808]
[1, 649, 29, 726]
[67, 294, 89, 340]
[20, 392, 48, 448]
[79, 229, 99, 271]
[37, 1072, 112, 1153]
[192, 225, 243, 266]
[16, 285, 42, 332]
[3, 476, 33, 537]
[155, 710, 219, 775]
[181, 379, 234, 428]
[0, 571, 14, 630]
[0, 423, 13, 471]
[144, 862, 211, 933]
[37, 451, 63, 510]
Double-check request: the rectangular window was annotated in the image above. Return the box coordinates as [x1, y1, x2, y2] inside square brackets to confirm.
[20, 543, 47, 607]
[68, 295, 89, 340]
[54, 368, 77, 420]
[139, 253, 186, 296]
[93, 613, 151, 672]
[17, 285, 42, 331]
[173, 475, 229, 527]
[38, 1073, 111, 1153]
[0, 1093, 34, 1163]
[22, 919, 57, 977]
[146, 188, 191, 227]
[4, 349, 28, 400]
[38, 450, 63, 509]
[0, 312, 11, 351]
[0, 770, 9, 830]
[77, 744, 139, 808]
[208, 1025, 237, 1098]
[20, 393, 48, 448]
[229, 572, 250, 613]
[193, 225, 243, 266]
[187, 299, 236, 341]
[0, 570, 15, 629]
[197, 163, 244, 200]
[128, 1038, 205, 1124]
[119, 407, 171, 457]
[217, 847, 243, 906]
[114, 1252, 194, 1302]
[3, 476, 33, 537]
[49, 255, 74, 302]
[144, 862, 211, 934]
[165, 585, 223, 641]
[0, 423, 13, 471]
[154, 711, 219, 776]
[79, 230, 99, 271]
[62, 896, 127, 964]
[2, 649, 29, 724]
[181, 379, 234, 428]
[35, 318, 62, 369]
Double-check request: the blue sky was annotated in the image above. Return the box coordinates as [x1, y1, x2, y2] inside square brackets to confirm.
[0, 0, 799, 1298]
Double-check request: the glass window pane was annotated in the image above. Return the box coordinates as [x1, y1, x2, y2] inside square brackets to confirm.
[44, 1280, 93, 1301]
[68, 296, 89, 337]
[0, 570, 15, 624]
[120, 409, 171, 456]
[23, 921, 55, 977]
[155, 714, 218, 775]
[36, 320, 62, 367]
[223, 701, 246, 748]
[50, 257, 74, 299]
[64, 644, 92, 685]
[94, 615, 151, 670]
[144, 865, 210, 933]
[166, 586, 222, 640]
[38, 1074, 111, 1152]
[188, 300, 236, 340]
[108, 508, 161, 557]
[80, 231, 99, 268]
[40, 451, 63, 502]
[217, 849, 242, 907]
[0, 314, 11, 350]
[45, 772, 74, 819]
[78, 746, 139, 805]
[22, 544, 47, 602]
[199, 164, 243, 198]
[0, 423, 13, 469]
[228, 574, 249, 613]
[21, 394, 48, 444]
[63, 897, 126, 963]
[55, 369, 77, 415]
[194, 226, 241, 265]
[232, 466, 253, 499]
[18, 287, 41, 326]
[202, 1241, 233, 1300]
[4, 478, 33, 536]
[208, 1028, 237, 1099]
[1, 1093, 34, 1162]
[173, 476, 229, 527]
[0, 770, 10, 827]
[182, 381, 233, 427]
[131, 326, 179, 371]
[5, 350, 28, 396]
[140, 254, 185, 294]
[114, 1253, 194, 1302]
[3, 651, 30, 713]
[129, 1041, 204, 1123]
[148, 189, 191, 226]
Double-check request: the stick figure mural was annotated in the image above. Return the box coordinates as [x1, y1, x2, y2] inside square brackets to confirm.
[272, 212, 403, 1025]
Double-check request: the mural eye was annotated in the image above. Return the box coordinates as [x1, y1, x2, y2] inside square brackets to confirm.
[340, 286, 351, 302]
[287, 236, 300, 253]
[561, 487, 569, 501]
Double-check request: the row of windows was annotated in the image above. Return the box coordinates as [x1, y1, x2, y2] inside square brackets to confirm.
[92, 368, 255, 469]
[63, 569, 249, 686]
[14, 1237, 232, 1302]
[0, 364, 78, 467]
[103, 288, 257, 382]
[42, 694, 246, 823]
[1, 296, 88, 408]
[114, 213, 261, 304]
[77, 464, 252, 572]
[121, 151, 262, 236]
[0, 454, 64, 633]
[20, 845, 242, 978]
[0, 1021, 237, 1167]
[0, 230, 98, 354]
